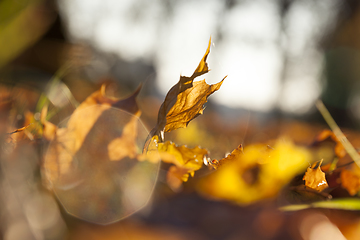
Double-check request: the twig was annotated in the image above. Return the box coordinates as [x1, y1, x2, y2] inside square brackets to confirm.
[8, 123, 32, 134]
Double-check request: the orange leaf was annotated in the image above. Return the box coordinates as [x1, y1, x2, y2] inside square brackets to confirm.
[340, 165, 360, 196]
[152, 38, 226, 138]
[303, 159, 329, 192]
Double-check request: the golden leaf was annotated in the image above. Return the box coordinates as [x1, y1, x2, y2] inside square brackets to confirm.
[144, 135, 208, 190]
[303, 159, 329, 192]
[152, 38, 226, 138]
[207, 144, 244, 169]
[197, 139, 311, 204]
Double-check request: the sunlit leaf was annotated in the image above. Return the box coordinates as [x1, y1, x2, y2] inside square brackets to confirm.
[152, 38, 226, 139]
[206, 144, 244, 169]
[197, 139, 311, 204]
[143, 135, 208, 190]
[303, 159, 329, 192]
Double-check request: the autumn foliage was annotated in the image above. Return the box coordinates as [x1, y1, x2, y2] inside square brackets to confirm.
[4, 38, 360, 238]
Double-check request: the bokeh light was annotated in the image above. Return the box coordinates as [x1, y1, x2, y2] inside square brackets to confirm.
[44, 106, 159, 224]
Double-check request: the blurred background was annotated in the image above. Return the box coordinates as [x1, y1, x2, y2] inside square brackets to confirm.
[2, 0, 360, 239]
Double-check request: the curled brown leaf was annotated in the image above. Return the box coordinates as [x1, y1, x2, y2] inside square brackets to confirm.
[152, 38, 226, 139]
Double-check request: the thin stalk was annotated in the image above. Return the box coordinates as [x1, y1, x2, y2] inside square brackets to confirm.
[316, 100, 360, 168]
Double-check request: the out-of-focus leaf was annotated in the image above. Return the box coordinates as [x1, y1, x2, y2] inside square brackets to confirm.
[340, 165, 360, 196]
[303, 159, 329, 192]
[152, 38, 226, 139]
[197, 139, 311, 204]
[315, 129, 346, 158]
[78, 84, 141, 114]
[41, 106, 57, 141]
[280, 198, 360, 211]
[43, 84, 142, 186]
[207, 144, 244, 169]
[166, 166, 193, 191]
[107, 114, 139, 161]
[42, 85, 160, 224]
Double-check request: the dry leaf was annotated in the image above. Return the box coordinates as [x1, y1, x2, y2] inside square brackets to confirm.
[303, 159, 329, 192]
[206, 144, 244, 169]
[152, 38, 226, 139]
[144, 135, 208, 190]
[158, 137, 208, 190]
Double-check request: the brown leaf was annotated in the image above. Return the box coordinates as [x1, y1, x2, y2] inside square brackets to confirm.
[153, 38, 226, 138]
[303, 159, 329, 192]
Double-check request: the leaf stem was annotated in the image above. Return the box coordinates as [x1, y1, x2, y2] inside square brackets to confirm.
[316, 100, 360, 168]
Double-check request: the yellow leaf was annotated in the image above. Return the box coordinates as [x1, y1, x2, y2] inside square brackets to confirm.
[207, 144, 244, 169]
[153, 38, 226, 138]
[197, 139, 311, 204]
[303, 159, 329, 192]
[144, 135, 208, 190]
